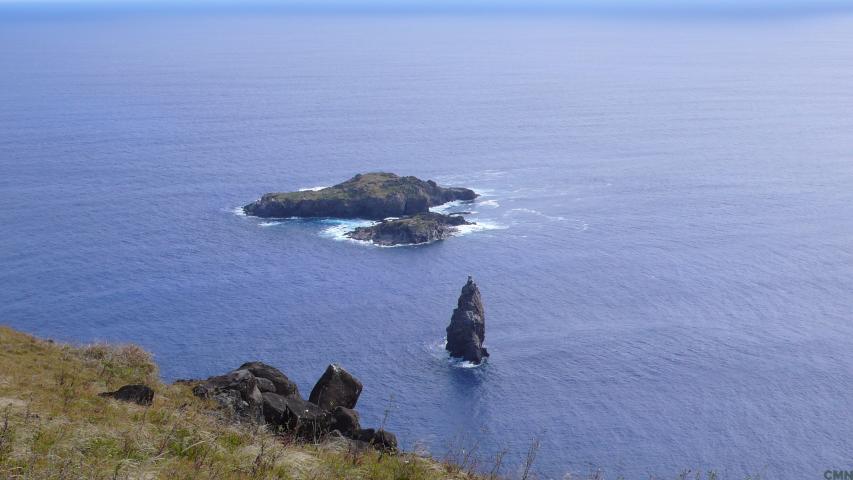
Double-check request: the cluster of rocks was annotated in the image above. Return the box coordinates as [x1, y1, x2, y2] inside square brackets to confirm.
[243, 172, 479, 246]
[190, 362, 397, 451]
[445, 276, 489, 364]
[97, 275, 492, 458]
[346, 212, 472, 246]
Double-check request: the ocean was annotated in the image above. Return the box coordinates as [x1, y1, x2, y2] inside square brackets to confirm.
[2, 8, 853, 478]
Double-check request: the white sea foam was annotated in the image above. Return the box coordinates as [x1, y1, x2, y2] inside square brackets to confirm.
[298, 185, 330, 192]
[232, 206, 247, 217]
[426, 338, 448, 359]
[425, 338, 486, 368]
[479, 199, 500, 208]
[317, 219, 376, 242]
[472, 187, 496, 198]
[455, 221, 508, 236]
[450, 358, 485, 369]
[434, 171, 506, 186]
[259, 221, 284, 227]
[322, 218, 507, 245]
[507, 208, 566, 222]
[295, 197, 506, 244]
[429, 200, 469, 215]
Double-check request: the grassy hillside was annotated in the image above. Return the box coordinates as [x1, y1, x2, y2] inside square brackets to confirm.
[0, 326, 483, 480]
[0, 326, 743, 480]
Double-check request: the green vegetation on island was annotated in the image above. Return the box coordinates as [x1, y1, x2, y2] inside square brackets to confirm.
[243, 172, 477, 221]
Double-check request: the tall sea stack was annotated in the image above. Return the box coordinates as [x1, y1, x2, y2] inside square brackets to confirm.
[445, 276, 489, 364]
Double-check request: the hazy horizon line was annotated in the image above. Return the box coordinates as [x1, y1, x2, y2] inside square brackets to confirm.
[3, 0, 853, 20]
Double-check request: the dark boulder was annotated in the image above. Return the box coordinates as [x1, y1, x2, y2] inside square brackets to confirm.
[192, 369, 264, 423]
[262, 392, 329, 439]
[446, 276, 489, 364]
[309, 364, 363, 410]
[243, 172, 477, 220]
[193, 369, 256, 399]
[329, 406, 361, 438]
[324, 430, 374, 452]
[209, 389, 252, 419]
[354, 428, 398, 452]
[99, 384, 154, 406]
[255, 377, 276, 393]
[239, 361, 300, 397]
[346, 212, 473, 246]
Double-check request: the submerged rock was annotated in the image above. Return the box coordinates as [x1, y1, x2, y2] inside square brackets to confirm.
[99, 384, 154, 406]
[445, 276, 489, 364]
[309, 364, 363, 410]
[346, 212, 472, 246]
[243, 172, 477, 220]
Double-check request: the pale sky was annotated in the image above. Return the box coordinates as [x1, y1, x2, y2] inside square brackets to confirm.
[1, 0, 851, 17]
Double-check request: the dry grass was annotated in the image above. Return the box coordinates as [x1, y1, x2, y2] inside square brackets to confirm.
[0, 326, 748, 480]
[0, 326, 481, 480]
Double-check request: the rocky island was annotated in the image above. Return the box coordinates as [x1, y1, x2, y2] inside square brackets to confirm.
[346, 212, 472, 246]
[243, 172, 477, 220]
[446, 276, 489, 364]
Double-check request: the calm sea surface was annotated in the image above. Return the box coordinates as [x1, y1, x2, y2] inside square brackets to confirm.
[2, 10, 853, 479]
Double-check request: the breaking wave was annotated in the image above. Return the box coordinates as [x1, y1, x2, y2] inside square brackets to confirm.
[425, 338, 486, 369]
[455, 221, 508, 235]
[429, 200, 472, 215]
[317, 219, 376, 242]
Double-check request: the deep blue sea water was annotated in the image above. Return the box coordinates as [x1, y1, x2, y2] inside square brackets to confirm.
[2, 9, 853, 479]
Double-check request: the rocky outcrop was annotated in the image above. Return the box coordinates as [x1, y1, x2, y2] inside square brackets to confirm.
[354, 428, 399, 452]
[255, 377, 276, 393]
[99, 384, 154, 406]
[243, 172, 477, 220]
[238, 361, 300, 397]
[329, 406, 360, 437]
[309, 364, 363, 410]
[446, 276, 489, 364]
[192, 369, 264, 423]
[346, 212, 472, 246]
[261, 392, 330, 439]
[189, 362, 392, 451]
